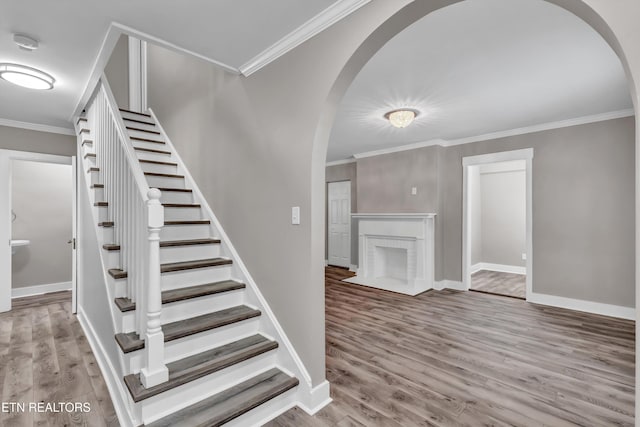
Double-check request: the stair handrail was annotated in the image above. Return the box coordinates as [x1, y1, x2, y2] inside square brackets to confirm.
[84, 75, 168, 387]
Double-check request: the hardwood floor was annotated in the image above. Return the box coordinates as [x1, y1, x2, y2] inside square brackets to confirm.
[0, 291, 118, 427]
[267, 266, 635, 426]
[471, 269, 526, 299]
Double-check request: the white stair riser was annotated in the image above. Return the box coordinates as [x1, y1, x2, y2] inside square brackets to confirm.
[85, 156, 97, 167]
[121, 111, 154, 123]
[145, 175, 185, 188]
[161, 290, 244, 323]
[122, 119, 156, 131]
[139, 352, 277, 425]
[89, 170, 101, 185]
[95, 206, 109, 222]
[224, 386, 298, 427]
[161, 264, 231, 290]
[124, 320, 261, 372]
[161, 224, 211, 241]
[163, 206, 202, 221]
[160, 243, 220, 264]
[127, 128, 162, 140]
[135, 150, 173, 163]
[160, 191, 194, 205]
[93, 187, 105, 201]
[114, 307, 136, 333]
[133, 140, 169, 151]
[103, 250, 120, 269]
[100, 227, 114, 243]
[140, 162, 178, 175]
[107, 275, 127, 299]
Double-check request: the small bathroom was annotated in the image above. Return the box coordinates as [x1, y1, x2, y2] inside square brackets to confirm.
[11, 160, 73, 298]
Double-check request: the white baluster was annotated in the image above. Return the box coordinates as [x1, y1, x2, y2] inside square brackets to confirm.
[140, 188, 167, 387]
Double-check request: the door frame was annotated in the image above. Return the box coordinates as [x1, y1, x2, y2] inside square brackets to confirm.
[462, 148, 533, 299]
[0, 150, 76, 313]
[327, 180, 352, 268]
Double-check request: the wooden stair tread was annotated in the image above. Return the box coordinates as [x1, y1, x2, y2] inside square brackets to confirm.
[81, 140, 93, 146]
[134, 147, 171, 155]
[126, 126, 160, 134]
[124, 335, 277, 402]
[98, 221, 114, 227]
[114, 305, 260, 353]
[84, 153, 96, 159]
[114, 297, 135, 312]
[120, 108, 151, 117]
[91, 184, 104, 189]
[156, 187, 192, 193]
[162, 203, 201, 208]
[145, 368, 298, 427]
[162, 258, 232, 273]
[160, 238, 220, 247]
[77, 117, 87, 125]
[108, 268, 127, 279]
[94, 201, 108, 207]
[139, 159, 177, 166]
[113, 280, 246, 312]
[164, 220, 210, 225]
[88, 167, 99, 172]
[145, 172, 184, 178]
[103, 244, 120, 251]
[131, 136, 165, 144]
[124, 117, 155, 126]
[79, 128, 90, 133]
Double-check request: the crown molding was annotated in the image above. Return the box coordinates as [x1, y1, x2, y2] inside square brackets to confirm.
[0, 117, 74, 136]
[339, 109, 635, 162]
[239, 0, 371, 76]
[326, 158, 356, 166]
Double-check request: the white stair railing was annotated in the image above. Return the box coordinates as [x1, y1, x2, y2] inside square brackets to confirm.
[85, 75, 168, 387]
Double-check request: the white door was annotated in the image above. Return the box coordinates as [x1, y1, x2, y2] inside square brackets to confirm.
[328, 181, 351, 268]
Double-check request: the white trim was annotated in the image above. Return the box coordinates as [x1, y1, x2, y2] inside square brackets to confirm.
[297, 380, 332, 415]
[462, 149, 533, 301]
[528, 292, 635, 320]
[343, 109, 634, 161]
[351, 213, 436, 219]
[11, 281, 72, 298]
[471, 262, 526, 275]
[434, 280, 465, 291]
[349, 264, 358, 272]
[326, 158, 356, 167]
[239, 0, 371, 76]
[0, 117, 74, 135]
[77, 308, 135, 427]
[324, 259, 329, 266]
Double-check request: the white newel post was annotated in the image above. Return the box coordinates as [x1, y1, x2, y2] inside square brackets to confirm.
[140, 188, 168, 387]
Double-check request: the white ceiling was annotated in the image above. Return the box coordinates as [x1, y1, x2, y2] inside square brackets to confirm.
[327, 0, 633, 162]
[0, 0, 341, 129]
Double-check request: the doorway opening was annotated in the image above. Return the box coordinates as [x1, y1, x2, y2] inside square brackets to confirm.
[0, 150, 77, 313]
[462, 149, 533, 300]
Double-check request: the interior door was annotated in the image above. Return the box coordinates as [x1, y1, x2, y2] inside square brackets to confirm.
[328, 181, 351, 268]
[71, 156, 78, 314]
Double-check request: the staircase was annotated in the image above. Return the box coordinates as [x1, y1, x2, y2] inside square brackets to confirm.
[75, 77, 312, 426]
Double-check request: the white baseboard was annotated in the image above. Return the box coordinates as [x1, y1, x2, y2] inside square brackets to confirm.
[528, 292, 635, 320]
[324, 260, 328, 266]
[77, 308, 135, 427]
[11, 281, 72, 298]
[298, 380, 332, 415]
[434, 280, 465, 291]
[349, 264, 358, 272]
[471, 262, 526, 275]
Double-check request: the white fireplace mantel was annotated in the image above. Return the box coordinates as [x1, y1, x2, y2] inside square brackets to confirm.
[345, 213, 436, 295]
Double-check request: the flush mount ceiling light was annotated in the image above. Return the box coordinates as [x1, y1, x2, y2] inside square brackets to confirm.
[0, 63, 55, 90]
[13, 34, 39, 51]
[384, 109, 419, 128]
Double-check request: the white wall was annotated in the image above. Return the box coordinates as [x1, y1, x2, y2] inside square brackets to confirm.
[11, 161, 73, 288]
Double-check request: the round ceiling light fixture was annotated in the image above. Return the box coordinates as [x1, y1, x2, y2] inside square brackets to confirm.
[0, 63, 55, 90]
[13, 34, 39, 51]
[384, 108, 419, 128]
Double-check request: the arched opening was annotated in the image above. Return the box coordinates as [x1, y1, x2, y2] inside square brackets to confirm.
[306, 0, 638, 423]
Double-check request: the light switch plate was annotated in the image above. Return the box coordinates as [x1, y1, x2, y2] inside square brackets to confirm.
[411, 187, 417, 195]
[292, 206, 300, 225]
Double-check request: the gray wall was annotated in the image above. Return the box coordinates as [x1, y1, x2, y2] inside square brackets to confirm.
[326, 162, 357, 263]
[104, 34, 129, 109]
[344, 117, 634, 306]
[143, 0, 640, 387]
[0, 125, 75, 156]
[478, 162, 526, 268]
[11, 161, 73, 288]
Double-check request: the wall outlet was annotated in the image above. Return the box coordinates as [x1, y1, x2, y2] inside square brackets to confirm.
[291, 206, 300, 225]
[522, 252, 527, 261]
[411, 186, 417, 196]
